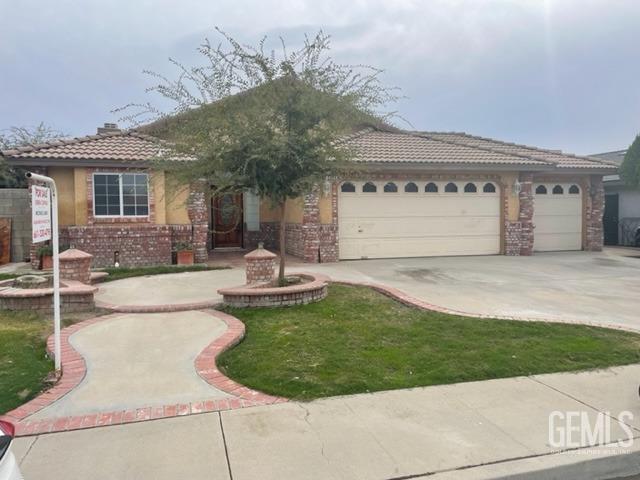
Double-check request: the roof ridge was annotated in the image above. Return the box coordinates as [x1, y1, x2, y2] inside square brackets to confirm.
[412, 131, 550, 165]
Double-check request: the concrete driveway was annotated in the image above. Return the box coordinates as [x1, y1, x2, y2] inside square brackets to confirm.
[296, 250, 640, 329]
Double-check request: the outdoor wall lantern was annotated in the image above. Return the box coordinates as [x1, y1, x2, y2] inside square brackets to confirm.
[322, 177, 332, 197]
[512, 180, 522, 195]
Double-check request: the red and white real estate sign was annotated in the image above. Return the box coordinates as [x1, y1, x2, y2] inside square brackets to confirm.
[32, 185, 52, 243]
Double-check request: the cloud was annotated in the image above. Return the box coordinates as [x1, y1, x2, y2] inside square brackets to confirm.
[1, 0, 639, 153]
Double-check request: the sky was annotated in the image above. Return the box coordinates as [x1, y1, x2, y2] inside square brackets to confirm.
[1, 0, 639, 155]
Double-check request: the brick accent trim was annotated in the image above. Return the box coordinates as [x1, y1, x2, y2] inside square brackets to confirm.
[187, 181, 209, 263]
[585, 175, 604, 251]
[2, 309, 286, 437]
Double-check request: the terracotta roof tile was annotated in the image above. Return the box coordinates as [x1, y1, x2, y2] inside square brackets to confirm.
[423, 132, 616, 169]
[345, 129, 549, 166]
[1, 131, 192, 162]
[2, 126, 616, 172]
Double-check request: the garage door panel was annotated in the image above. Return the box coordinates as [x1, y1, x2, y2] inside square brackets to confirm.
[533, 185, 582, 252]
[338, 180, 501, 259]
[534, 198, 582, 216]
[534, 233, 582, 251]
[534, 216, 581, 235]
[340, 216, 500, 239]
[350, 236, 500, 260]
[340, 196, 500, 218]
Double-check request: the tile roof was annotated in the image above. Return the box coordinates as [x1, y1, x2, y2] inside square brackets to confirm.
[589, 150, 626, 166]
[2, 126, 616, 172]
[0, 131, 192, 163]
[344, 129, 549, 166]
[421, 132, 616, 169]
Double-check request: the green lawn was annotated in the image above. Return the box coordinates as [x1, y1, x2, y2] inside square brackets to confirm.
[100, 264, 229, 282]
[0, 311, 53, 414]
[218, 284, 640, 400]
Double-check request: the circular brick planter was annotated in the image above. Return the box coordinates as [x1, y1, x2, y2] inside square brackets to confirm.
[218, 272, 329, 308]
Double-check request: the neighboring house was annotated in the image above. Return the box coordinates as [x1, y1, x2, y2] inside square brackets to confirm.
[590, 150, 640, 246]
[0, 121, 616, 267]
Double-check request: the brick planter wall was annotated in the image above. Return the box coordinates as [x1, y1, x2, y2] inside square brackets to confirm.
[219, 273, 329, 308]
[59, 248, 93, 284]
[64, 225, 172, 267]
[244, 245, 276, 284]
[0, 279, 96, 313]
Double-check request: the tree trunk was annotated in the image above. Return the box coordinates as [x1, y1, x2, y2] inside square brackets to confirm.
[278, 200, 286, 285]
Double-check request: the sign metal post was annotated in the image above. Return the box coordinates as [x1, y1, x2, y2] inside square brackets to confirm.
[28, 172, 61, 373]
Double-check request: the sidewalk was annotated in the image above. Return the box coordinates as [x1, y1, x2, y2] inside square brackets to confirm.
[13, 364, 640, 480]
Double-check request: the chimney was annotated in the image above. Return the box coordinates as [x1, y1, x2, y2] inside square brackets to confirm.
[97, 123, 120, 134]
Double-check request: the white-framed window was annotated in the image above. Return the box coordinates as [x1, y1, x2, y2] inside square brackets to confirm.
[93, 172, 149, 217]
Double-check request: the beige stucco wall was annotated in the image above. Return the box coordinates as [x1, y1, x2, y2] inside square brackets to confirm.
[500, 172, 520, 222]
[152, 171, 167, 224]
[319, 193, 333, 224]
[48, 167, 76, 226]
[47, 167, 191, 226]
[164, 173, 190, 224]
[260, 197, 304, 224]
[73, 168, 88, 225]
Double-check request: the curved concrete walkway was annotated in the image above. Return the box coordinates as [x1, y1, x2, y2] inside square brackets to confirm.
[95, 269, 245, 310]
[30, 311, 231, 420]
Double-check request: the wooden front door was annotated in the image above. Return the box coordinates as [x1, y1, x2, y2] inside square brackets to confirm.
[212, 193, 243, 248]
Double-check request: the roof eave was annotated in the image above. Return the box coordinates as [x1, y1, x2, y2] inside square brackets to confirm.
[3, 157, 152, 168]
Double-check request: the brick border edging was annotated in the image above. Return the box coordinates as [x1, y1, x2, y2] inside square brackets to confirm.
[1, 310, 286, 437]
[334, 280, 640, 334]
[195, 310, 287, 404]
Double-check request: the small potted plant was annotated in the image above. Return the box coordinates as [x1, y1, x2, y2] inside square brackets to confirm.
[37, 244, 53, 270]
[175, 242, 194, 265]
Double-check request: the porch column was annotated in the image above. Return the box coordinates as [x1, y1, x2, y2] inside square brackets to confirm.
[301, 186, 321, 263]
[518, 172, 534, 256]
[188, 181, 209, 263]
[585, 175, 605, 251]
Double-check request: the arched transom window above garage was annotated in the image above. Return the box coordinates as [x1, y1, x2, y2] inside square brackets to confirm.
[404, 182, 418, 193]
[464, 182, 477, 193]
[483, 183, 496, 193]
[383, 182, 398, 193]
[340, 182, 356, 193]
[362, 182, 377, 193]
[425, 182, 438, 193]
[444, 182, 458, 193]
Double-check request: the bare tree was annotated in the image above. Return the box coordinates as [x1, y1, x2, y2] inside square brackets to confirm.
[0, 123, 67, 187]
[116, 29, 399, 283]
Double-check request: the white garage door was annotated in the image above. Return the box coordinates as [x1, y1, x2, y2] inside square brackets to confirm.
[338, 180, 501, 260]
[533, 183, 583, 252]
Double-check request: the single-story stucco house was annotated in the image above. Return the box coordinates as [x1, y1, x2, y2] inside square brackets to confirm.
[590, 149, 640, 246]
[0, 121, 616, 268]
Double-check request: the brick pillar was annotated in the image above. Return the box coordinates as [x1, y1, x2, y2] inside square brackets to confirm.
[585, 175, 604, 251]
[301, 186, 321, 263]
[59, 248, 93, 284]
[518, 172, 534, 256]
[187, 181, 209, 263]
[244, 243, 276, 284]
